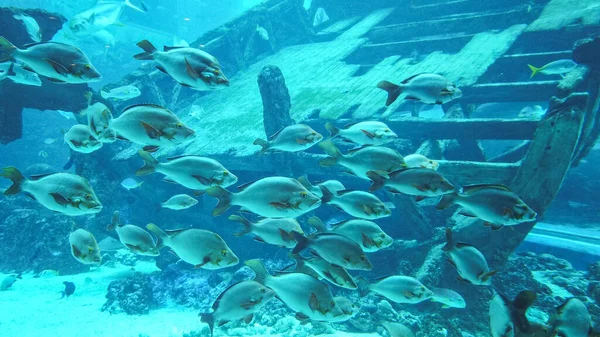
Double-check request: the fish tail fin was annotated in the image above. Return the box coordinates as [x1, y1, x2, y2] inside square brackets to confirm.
[205, 186, 233, 216]
[296, 175, 313, 190]
[136, 150, 158, 176]
[134, 40, 157, 60]
[589, 327, 600, 337]
[377, 80, 402, 106]
[0, 37, 17, 63]
[442, 227, 453, 251]
[436, 192, 458, 210]
[356, 277, 371, 297]
[124, 0, 148, 13]
[291, 231, 310, 254]
[319, 185, 334, 203]
[100, 90, 109, 99]
[318, 140, 341, 167]
[7, 62, 16, 76]
[198, 313, 215, 337]
[228, 214, 252, 236]
[0, 167, 25, 195]
[366, 171, 386, 191]
[307, 216, 327, 232]
[324, 122, 339, 139]
[289, 253, 306, 269]
[252, 138, 269, 155]
[528, 64, 541, 78]
[106, 211, 120, 231]
[146, 223, 167, 249]
[63, 150, 75, 170]
[244, 259, 270, 285]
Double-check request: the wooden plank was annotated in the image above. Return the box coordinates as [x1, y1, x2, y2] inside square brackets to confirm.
[460, 81, 559, 103]
[437, 160, 519, 186]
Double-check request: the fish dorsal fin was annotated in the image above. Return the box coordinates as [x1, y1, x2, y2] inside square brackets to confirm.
[455, 242, 473, 249]
[330, 219, 351, 228]
[388, 168, 412, 178]
[166, 154, 197, 161]
[462, 184, 511, 193]
[163, 46, 185, 52]
[164, 228, 189, 236]
[343, 121, 359, 129]
[336, 189, 355, 196]
[401, 73, 426, 84]
[237, 179, 259, 191]
[29, 172, 57, 180]
[22, 41, 72, 48]
[123, 103, 169, 113]
[374, 274, 393, 282]
[346, 145, 373, 154]
[268, 126, 285, 141]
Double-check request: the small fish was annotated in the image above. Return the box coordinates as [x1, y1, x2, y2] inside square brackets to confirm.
[110, 104, 195, 149]
[134, 40, 229, 91]
[35, 270, 60, 278]
[380, 321, 415, 337]
[245, 259, 344, 322]
[253, 124, 323, 154]
[490, 291, 546, 337]
[437, 184, 537, 229]
[69, 229, 102, 265]
[313, 7, 329, 27]
[66, 0, 147, 38]
[404, 153, 439, 170]
[0, 274, 21, 290]
[146, 223, 238, 269]
[292, 231, 372, 271]
[120, 178, 144, 190]
[228, 215, 303, 248]
[443, 228, 496, 285]
[136, 151, 237, 190]
[377, 73, 462, 106]
[328, 296, 360, 322]
[60, 281, 76, 298]
[100, 85, 141, 101]
[13, 13, 41, 42]
[0, 37, 101, 83]
[44, 138, 57, 145]
[308, 216, 393, 252]
[318, 141, 406, 180]
[85, 102, 117, 143]
[0, 167, 102, 216]
[161, 194, 198, 210]
[325, 121, 397, 145]
[107, 211, 159, 256]
[58, 110, 76, 120]
[547, 298, 597, 337]
[528, 59, 577, 78]
[321, 187, 391, 220]
[430, 287, 466, 309]
[199, 280, 275, 337]
[297, 176, 345, 199]
[359, 275, 433, 304]
[63, 124, 103, 154]
[0, 62, 42, 86]
[256, 24, 269, 41]
[518, 105, 546, 119]
[289, 254, 357, 289]
[367, 168, 455, 200]
[205, 177, 321, 218]
[38, 150, 48, 158]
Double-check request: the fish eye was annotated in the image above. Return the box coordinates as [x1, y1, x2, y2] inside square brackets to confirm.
[85, 194, 92, 200]
[360, 254, 366, 260]
[84, 64, 91, 70]
[300, 192, 307, 198]
[176, 123, 183, 128]
[380, 233, 386, 238]
[221, 250, 228, 256]
[213, 70, 220, 75]
[223, 171, 229, 176]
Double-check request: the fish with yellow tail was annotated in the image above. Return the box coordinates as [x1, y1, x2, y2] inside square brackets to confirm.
[146, 223, 238, 269]
[107, 211, 159, 256]
[199, 280, 275, 337]
[528, 59, 577, 78]
[205, 177, 321, 218]
[436, 184, 537, 230]
[69, 229, 102, 265]
[443, 228, 496, 285]
[1, 167, 102, 216]
[253, 124, 322, 154]
[377, 73, 461, 106]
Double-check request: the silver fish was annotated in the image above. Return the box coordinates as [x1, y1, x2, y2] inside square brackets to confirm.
[100, 85, 141, 101]
[66, 0, 147, 38]
[367, 168, 455, 199]
[404, 153, 439, 170]
[377, 73, 462, 106]
[63, 124, 103, 153]
[528, 59, 577, 78]
[107, 211, 159, 256]
[0, 62, 42, 86]
[292, 232, 372, 271]
[361, 275, 433, 304]
[297, 176, 345, 199]
[13, 13, 41, 42]
[443, 228, 496, 285]
[308, 216, 393, 253]
[253, 124, 322, 154]
[161, 194, 198, 210]
[325, 121, 397, 145]
[69, 229, 102, 265]
[430, 287, 466, 309]
[85, 102, 117, 143]
[490, 291, 544, 337]
[289, 254, 358, 289]
[548, 298, 596, 337]
[228, 215, 303, 248]
[321, 188, 391, 220]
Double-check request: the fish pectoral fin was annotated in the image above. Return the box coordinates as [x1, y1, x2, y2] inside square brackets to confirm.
[192, 175, 212, 186]
[270, 201, 290, 210]
[253, 236, 266, 243]
[362, 204, 373, 216]
[456, 276, 471, 283]
[360, 129, 375, 139]
[296, 138, 308, 145]
[387, 187, 401, 194]
[184, 57, 201, 79]
[141, 121, 163, 140]
[446, 259, 457, 267]
[142, 145, 160, 153]
[479, 270, 498, 282]
[69, 139, 84, 148]
[413, 184, 429, 192]
[415, 196, 426, 202]
[278, 229, 293, 242]
[295, 312, 309, 321]
[217, 320, 230, 327]
[405, 95, 420, 100]
[458, 209, 477, 217]
[71, 245, 82, 258]
[45, 58, 70, 76]
[195, 256, 211, 269]
[125, 243, 142, 253]
[46, 77, 67, 83]
[89, 118, 98, 135]
[155, 65, 168, 74]
[309, 293, 319, 311]
[243, 314, 253, 324]
[404, 291, 415, 299]
[361, 233, 374, 248]
[50, 192, 70, 206]
[240, 302, 257, 310]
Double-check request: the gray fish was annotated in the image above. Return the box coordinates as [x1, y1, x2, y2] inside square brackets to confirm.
[292, 232, 372, 271]
[443, 228, 496, 285]
[63, 124, 103, 153]
[297, 176, 345, 199]
[328, 296, 360, 322]
[528, 59, 577, 78]
[381, 321, 415, 337]
[321, 187, 391, 220]
[199, 280, 275, 337]
[1, 274, 21, 291]
[367, 168, 455, 200]
[437, 184, 537, 230]
[228, 215, 303, 248]
[548, 298, 597, 337]
[161, 194, 198, 210]
[1, 167, 102, 216]
[85, 102, 116, 143]
[13, 13, 41, 42]
[308, 216, 393, 253]
[134, 40, 229, 91]
[0, 62, 41, 86]
[377, 73, 462, 106]
[489, 291, 545, 337]
[100, 85, 141, 101]
[290, 254, 357, 289]
[404, 153, 439, 170]
[69, 229, 102, 265]
[253, 124, 322, 154]
[325, 121, 397, 145]
[360, 275, 433, 304]
[107, 211, 159, 256]
[0, 37, 101, 83]
[430, 287, 466, 309]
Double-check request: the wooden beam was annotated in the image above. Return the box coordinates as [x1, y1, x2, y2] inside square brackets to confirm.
[437, 160, 519, 186]
[460, 81, 559, 103]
